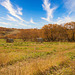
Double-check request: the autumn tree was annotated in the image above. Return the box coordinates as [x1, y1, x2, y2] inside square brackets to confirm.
[64, 22, 75, 41]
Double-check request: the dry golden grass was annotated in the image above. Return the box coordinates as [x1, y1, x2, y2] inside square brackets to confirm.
[0, 39, 75, 75]
[0, 54, 74, 75]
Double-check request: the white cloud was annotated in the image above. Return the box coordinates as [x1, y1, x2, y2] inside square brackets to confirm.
[55, 0, 75, 25]
[7, 15, 18, 21]
[64, 0, 75, 13]
[17, 6, 22, 15]
[20, 23, 27, 26]
[0, 17, 6, 20]
[41, 0, 57, 22]
[30, 18, 36, 24]
[15, 25, 18, 26]
[18, 22, 32, 28]
[0, 0, 24, 21]
[0, 22, 9, 25]
[55, 16, 75, 25]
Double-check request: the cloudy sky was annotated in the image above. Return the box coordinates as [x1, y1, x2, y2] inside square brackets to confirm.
[0, 0, 75, 29]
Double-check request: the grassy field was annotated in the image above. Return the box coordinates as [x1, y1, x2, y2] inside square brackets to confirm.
[0, 39, 75, 75]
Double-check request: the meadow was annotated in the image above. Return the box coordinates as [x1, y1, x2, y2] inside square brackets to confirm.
[0, 39, 75, 75]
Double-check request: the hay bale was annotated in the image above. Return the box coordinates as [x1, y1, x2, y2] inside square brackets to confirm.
[6, 38, 14, 43]
[36, 38, 43, 43]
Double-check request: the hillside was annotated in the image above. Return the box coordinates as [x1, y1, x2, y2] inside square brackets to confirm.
[0, 27, 20, 38]
[0, 22, 75, 42]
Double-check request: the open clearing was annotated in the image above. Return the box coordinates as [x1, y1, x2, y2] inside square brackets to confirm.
[0, 39, 75, 75]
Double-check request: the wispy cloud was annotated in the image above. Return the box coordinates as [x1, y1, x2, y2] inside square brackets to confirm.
[16, 22, 32, 28]
[0, 0, 24, 21]
[0, 21, 9, 25]
[17, 6, 23, 15]
[7, 15, 18, 22]
[64, 0, 75, 13]
[19, 23, 27, 26]
[30, 18, 36, 24]
[41, 0, 57, 22]
[55, 0, 75, 25]
[55, 16, 75, 25]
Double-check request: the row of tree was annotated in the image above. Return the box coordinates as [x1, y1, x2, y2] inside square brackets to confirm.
[0, 22, 75, 42]
[42, 22, 75, 42]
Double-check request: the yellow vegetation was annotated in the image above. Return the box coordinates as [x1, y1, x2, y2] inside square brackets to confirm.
[0, 39, 75, 75]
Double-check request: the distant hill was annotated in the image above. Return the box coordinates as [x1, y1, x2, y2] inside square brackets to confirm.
[0, 27, 20, 38]
[0, 21, 75, 41]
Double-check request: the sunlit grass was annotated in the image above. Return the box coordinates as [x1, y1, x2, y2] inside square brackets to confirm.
[0, 39, 75, 75]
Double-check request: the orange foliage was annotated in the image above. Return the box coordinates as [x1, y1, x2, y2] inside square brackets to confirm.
[0, 22, 75, 42]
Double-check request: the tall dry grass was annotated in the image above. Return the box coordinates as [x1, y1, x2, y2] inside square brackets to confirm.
[0, 53, 74, 75]
[0, 39, 75, 75]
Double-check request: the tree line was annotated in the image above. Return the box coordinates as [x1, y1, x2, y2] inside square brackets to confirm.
[0, 22, 75, 42]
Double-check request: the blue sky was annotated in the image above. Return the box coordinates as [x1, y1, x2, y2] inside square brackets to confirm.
[0, 0, 75, 29]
